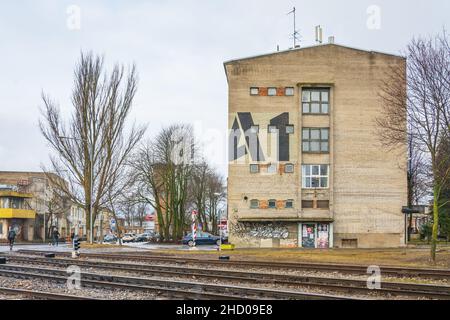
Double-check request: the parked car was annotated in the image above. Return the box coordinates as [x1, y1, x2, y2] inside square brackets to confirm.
[135, 233, 152, 242]
[182, 232, 224, 247]
[122, 233, 136, 243]
[103, 234, 118, 243]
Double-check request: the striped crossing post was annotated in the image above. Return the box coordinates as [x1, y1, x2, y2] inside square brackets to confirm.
[72, 235, 80, 258]
[191, 210, 197, 247]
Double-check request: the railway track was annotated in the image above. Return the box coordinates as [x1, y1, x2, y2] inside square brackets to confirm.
[0, 263, 353, 300]
[0, 286, 93, 300]
[8, 253, 450, 299]
[17, 249, 450, 280]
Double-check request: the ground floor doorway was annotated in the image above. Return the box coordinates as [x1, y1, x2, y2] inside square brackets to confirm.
[298, 222, 333, 248]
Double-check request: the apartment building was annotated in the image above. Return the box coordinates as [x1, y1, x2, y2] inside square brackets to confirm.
[0, 171, 113, 242]
[225, 43, 407, 248]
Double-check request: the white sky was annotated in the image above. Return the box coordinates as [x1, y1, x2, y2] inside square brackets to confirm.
[0, 0, 449, 177]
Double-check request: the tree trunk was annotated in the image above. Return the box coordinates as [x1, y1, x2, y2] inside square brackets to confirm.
[431, 185, 440, 263]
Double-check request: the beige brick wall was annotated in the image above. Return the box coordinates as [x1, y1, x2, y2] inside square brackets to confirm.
[225, 44, 407, 248]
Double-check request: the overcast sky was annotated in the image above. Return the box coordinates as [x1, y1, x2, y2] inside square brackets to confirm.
[0, 0, 449, 177]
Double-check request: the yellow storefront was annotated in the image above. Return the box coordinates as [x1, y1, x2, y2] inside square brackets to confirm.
[0, 190, 36, 241]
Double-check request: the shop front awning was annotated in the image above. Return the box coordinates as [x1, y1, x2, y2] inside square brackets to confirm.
[237, 217, 334, 223]
[0, 208, 36, 219]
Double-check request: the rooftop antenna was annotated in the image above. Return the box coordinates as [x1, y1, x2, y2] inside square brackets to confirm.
[315, 25, 323, 44]
[287, 7, 301, 48]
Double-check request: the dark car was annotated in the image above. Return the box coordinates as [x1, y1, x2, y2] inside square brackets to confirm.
[103, 234, 118, 243]
[135, 233, 152, 242]
[182, 232, 224, 247]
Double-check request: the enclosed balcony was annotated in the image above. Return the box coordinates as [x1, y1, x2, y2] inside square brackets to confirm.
[0, 190, 36, 219]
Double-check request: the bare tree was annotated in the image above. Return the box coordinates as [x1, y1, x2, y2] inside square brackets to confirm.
[44, 185, 71, 239]
[205, 171, 226, 235]
[190, 162, 226, 234]
[190, 161, 211, 231]
[40, 52, 146, 242]
[132, 124, 195, 241]
[376, 32, 450, 262]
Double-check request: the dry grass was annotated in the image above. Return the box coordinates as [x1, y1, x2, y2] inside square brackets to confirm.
[80, 243, 122, 249]
[152, 247, 450, 268]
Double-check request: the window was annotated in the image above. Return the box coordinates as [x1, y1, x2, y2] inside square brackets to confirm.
[286, 125, 294, 134]
[250, 87, 259, 95]
[317, 200, 330, 209]
[267, 164, 277, 174]
[302, 200, 314, 208]
[268, 199, 276, 208]
[268, 125, 278, 133]
[302, 164, 329, 188]
[284, 163, 294, 173]
[302, 128, 329, 153]
[250, 125, 259, 133]
[250, 164, 259, 173]
[285, 87, 295, 96]
[0, 223, 2, 234]
[250, 199, 259, 209]
[268, 87, 277, 96]
[302, 88, 330, 114]
[285, 199, 294, 208]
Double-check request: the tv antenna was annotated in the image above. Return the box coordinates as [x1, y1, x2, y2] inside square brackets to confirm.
[287, 7, 301, 48]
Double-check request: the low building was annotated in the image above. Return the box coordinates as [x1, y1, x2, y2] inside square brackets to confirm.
[0, 171, 58, 241]
[0, 171, 113, 242]
[0, 185, 36, 241]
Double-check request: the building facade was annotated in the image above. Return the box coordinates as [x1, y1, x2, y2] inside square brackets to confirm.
[225, 43, 407, 249]
[0, 171, 54, 241]
[0, 185, 35, 241]
[0, 171, 113, 242]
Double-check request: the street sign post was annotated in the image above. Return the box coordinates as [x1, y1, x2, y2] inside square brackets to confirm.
[191, 210, 197, 247]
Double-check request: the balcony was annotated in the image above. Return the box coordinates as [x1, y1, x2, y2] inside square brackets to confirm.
[0, 208, 36, 219]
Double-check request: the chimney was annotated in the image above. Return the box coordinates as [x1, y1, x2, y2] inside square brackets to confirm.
[328, 36, 335, 44]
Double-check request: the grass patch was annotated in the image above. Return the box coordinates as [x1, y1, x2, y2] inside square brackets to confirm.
[80, 243, 123, 249]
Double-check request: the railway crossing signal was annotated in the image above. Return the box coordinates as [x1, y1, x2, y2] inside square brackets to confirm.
[72, 235, 80, 258]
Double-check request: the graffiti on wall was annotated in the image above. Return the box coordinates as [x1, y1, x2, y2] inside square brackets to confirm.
[229, 112, 290, 162]
[232, 221, 289, 239]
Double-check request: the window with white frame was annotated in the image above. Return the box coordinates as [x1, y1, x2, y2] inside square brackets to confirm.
[267, 164, 277, 174]
[268, 125, 277, 133]
[285, 199, 294, 208]
[284, 163, 294, 173]
[268, 199, 276, 208]
[250, 164, 259, 173]
[285, 87, 295, 96]
[250, 87, 259, 95]
[286, 124, 294, 134]
[250, 125, 259, 133]
[250, 199, 259, 208]
[302, 128, 329, 153]
[302, 164, 329, 188]
[302, 88, 330, 114]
